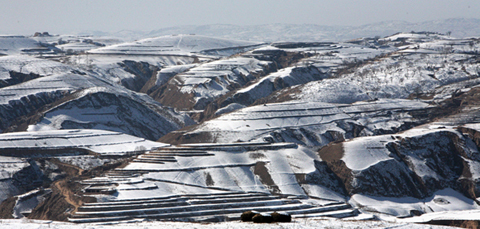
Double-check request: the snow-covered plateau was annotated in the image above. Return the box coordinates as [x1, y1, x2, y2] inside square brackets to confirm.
[1, 28, 480, 228]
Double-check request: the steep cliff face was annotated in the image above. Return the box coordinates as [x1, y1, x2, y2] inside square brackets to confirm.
[0, 90, 68, 132]
[117, 60, 160, 92]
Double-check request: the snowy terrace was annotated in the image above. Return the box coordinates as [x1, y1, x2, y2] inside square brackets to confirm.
[0, 129, 167, 155]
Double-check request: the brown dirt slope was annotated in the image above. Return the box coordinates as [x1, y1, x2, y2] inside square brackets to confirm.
[28, 158, 130, 221]
[0, 196, 16, 219]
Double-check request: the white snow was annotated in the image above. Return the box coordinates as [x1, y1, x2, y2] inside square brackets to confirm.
[0, 129, 167, 155]
[190, 99, 429, 143]
[88, 34, 264, 57]
[0, 55, 73, 80]
[173, 57, 268, 106]
[0, 218, 458, 228]
[1, 31, 480, 227]
[351, 188, 479, 218]
[401, 209, 480, 223]
[288, 37, 480, 104]
[155, 64, 197, 86]
[0, 36, 42, 55]
[342, 135, 393, 171]
[104, 144, 326, 200]
[215, 103, 246, 116]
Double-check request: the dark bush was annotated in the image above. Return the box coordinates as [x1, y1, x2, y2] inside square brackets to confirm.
[271, 211, 292, 222]
[252, 213, 273, 223]
[241, 210, 259, 222]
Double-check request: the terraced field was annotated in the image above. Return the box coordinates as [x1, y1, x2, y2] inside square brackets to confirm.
[69, 143, 357, 224]
[162, 98, 433, 146]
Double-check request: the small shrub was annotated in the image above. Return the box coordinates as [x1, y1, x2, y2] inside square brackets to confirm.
[241, 210, 259, 222]
[271, 211, 291, 222]
[252, 213, 273, 223]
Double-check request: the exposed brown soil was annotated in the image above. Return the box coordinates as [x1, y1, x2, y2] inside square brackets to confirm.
[28, 187, 72, 221]
[0, 196, 16, 219]
[28, 172, 99, 221]
[28, 171, 93, 221]
[154, 50, 312, 122]
[27, 158, 130, 221]
[192, 100, 219, 122]
[139, 68, 163, 95]
[195, 52, 313, 122]
[459, 126, 480, 152]
[424, 219, 480, 228]
[253, 88, 298, 106]
[316, 142, 357, 195]
[49, 158, 84, 176]
[158, 126, 214, 145]
[318, 142, 345, 162]
[427, 87, 480, 123]
[149, 83, 196, 111]
[456, 127, 480, 199]
[80, 158, 132, 177]
[0, 151, 111, 220]
[253, 162, 281, 194]
[0, 147, 95, 157]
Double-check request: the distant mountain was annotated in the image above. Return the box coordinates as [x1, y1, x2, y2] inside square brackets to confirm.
[73, 18, 480, 43]
[72, 18, 480, 43]
[144, 18, 480, 42]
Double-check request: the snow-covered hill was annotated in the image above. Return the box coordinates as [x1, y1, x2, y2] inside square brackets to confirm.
[162, 99, 432, 146]
[0, 36, 51, 56]
[0, 55, 192, 140]
[0, 129, 167, 212]
[73, 18, 480, 44]
[144, 18, 480, 42]
[0, 129, 166, 155]
[263, 33, 480, 105]
[147, 56, 272, 110]
[1, 29, 480, 226]
[327, 124, 480, 216]
[26, 88, 192, 140]
[88, 34, 265, 57]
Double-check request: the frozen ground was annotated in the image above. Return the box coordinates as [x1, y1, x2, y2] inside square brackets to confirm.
[0, 218, 458, 229]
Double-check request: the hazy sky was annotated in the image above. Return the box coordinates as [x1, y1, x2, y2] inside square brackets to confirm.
[1, 0, 479, 35]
